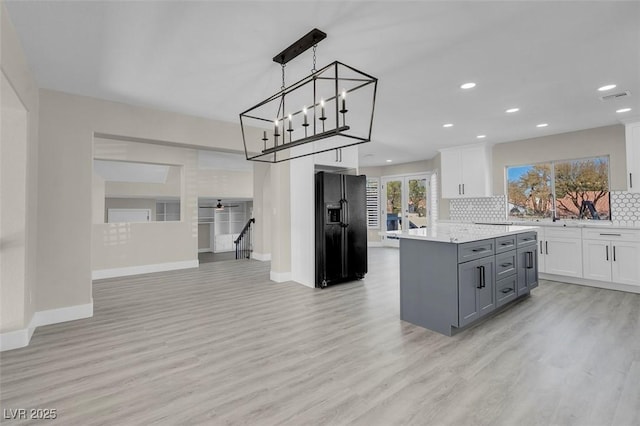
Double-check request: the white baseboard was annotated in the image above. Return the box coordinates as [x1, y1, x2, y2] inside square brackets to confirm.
[33, 301, 94, 327]
[252, 252, 271, 261]
[270, 270, 292, 282]
[0, 328, 32, 352]
[92, 259, 199, 280]
[198, 248, 213, 253]
[540, 273, 640, 294]
[368, 242, 383, 247]
[0, 301, 93, 352]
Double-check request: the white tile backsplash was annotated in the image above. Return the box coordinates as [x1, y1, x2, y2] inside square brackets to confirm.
[449, 192, 640, 227]
[610, 191, 640, 227]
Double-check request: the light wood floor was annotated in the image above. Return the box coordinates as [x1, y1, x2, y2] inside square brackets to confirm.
[1, 248, 639, 425]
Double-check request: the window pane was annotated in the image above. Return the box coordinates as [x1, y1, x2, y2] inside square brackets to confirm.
[507, 163, 552, 219]
[554, 157, 610, 220]
[386, 180, 402, 230]
[407, 178, 427, 228]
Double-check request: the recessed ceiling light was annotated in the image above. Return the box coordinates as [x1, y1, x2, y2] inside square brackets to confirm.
[460, 82, 476, 89]
[598, 84, 616, 92]
[536, 123, 548, 128]
[616, 108, 632, 113]
[476, 135, 486, 139]
[505, 108, 519, 113]
[443, 123, 453, 128]
[386, 159, 393, 163]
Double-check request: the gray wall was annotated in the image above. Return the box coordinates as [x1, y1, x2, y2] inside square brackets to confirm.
[492, 124, 627, 193]
[1, 1, 39, 333]
[38, 88, 261, 312]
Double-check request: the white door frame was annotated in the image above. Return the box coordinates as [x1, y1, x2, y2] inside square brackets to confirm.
[381, 172, 432, 247]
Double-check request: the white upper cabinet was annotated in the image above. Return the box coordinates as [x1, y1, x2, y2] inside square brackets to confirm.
[314, 146, 358, 169]
[626, 121, 640, 193]
[440, 143, 492, 198]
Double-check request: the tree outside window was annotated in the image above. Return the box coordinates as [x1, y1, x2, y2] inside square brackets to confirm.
[507, 156, 610, 220]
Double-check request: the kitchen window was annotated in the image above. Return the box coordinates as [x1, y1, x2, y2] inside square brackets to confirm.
[507, 156, 610, 220]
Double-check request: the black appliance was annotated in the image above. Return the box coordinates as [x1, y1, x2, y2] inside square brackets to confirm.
[315, 172, 367, 288]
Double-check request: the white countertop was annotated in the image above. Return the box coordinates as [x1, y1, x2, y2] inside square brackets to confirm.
[388, 223, 539, 244]
[438, 219, 640, 230]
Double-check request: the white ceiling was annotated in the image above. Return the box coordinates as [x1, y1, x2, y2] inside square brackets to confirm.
[6, 1, 640, 167]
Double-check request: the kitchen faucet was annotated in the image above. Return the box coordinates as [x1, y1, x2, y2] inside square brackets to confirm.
[548, 193, 558, 222]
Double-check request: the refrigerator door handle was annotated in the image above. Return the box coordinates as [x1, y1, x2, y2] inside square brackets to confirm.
[340, 199, 349, 227]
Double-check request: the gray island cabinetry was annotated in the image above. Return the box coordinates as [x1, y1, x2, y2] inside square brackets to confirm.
[397, 224, 538, 336]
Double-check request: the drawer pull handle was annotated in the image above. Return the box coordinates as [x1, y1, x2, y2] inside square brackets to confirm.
[472, 248, 488, 253]
[500, 263, 513, 268]
[500, 242, 512, 246]
[526, 251, 534, 269]
[501, 288, 514, 294]
[599, 233, 621, 237]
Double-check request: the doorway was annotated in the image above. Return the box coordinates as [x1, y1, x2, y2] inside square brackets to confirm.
[381, 174, 431, 247]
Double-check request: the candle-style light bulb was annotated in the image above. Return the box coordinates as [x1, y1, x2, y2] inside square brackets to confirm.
[340, 90, 347, 113]
[303, 107, 308, 126]
[274, 119, 280, 138]
[288, 114, 293, 131]
[320, 98, 326, 120]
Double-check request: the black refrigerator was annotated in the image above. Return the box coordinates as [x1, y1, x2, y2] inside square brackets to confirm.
[315, 172, 368, 288]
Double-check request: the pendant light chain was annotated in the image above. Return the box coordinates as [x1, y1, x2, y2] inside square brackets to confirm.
[312, 44, 317, 73]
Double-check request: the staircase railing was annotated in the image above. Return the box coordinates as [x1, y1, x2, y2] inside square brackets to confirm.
[234, 218, 255, 259]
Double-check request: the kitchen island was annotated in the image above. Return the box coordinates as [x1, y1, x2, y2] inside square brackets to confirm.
[395, 223, 539, 336]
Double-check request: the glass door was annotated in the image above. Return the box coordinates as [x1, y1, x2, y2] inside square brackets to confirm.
[382, 174, 430, 247]
[384, 178, 403, 232]
[406, 176, 428, 229]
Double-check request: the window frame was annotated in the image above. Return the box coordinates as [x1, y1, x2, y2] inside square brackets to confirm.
[505, 155, 611, 220]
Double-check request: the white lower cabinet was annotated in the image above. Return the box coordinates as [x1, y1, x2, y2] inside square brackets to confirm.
[612, 242, 640, 286]
[583, 231, 640, 286]
[582, 240, 612, 282]
[534, 225, 640, 290]
[537, 227, 583, 278]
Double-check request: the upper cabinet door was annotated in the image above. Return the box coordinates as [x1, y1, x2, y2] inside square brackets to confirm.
[626, 122, 640, 193]
[440, 144, 492, 199]
[460, 145, 491, 197]
[440, 149, 462, 198]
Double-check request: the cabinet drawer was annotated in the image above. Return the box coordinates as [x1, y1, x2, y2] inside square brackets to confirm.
[517, 232, 537, 247]
[458, 239, 495, 263]
[544, 227, 582, 239]
[495, 251, 517, 280]
[582, 228, 640, 242]
[496, 235, 517, 253]
[496, 275, 518, 307]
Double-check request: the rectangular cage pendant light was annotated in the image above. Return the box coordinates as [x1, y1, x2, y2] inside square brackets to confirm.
[239, 29, 378, 163]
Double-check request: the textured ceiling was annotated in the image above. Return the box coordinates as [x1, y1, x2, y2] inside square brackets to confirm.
[5, 1, 640, 166]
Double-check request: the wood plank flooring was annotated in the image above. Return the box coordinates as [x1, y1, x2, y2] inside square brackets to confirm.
[1, 247, 639, 425]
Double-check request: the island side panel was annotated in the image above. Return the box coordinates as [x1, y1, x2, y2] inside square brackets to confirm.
[399, 238, 459, 336]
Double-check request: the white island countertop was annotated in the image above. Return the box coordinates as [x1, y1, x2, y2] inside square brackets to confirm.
[387, 223, 539, 244]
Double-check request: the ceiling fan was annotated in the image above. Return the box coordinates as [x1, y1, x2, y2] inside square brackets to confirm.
[197, 199, 239, 210]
